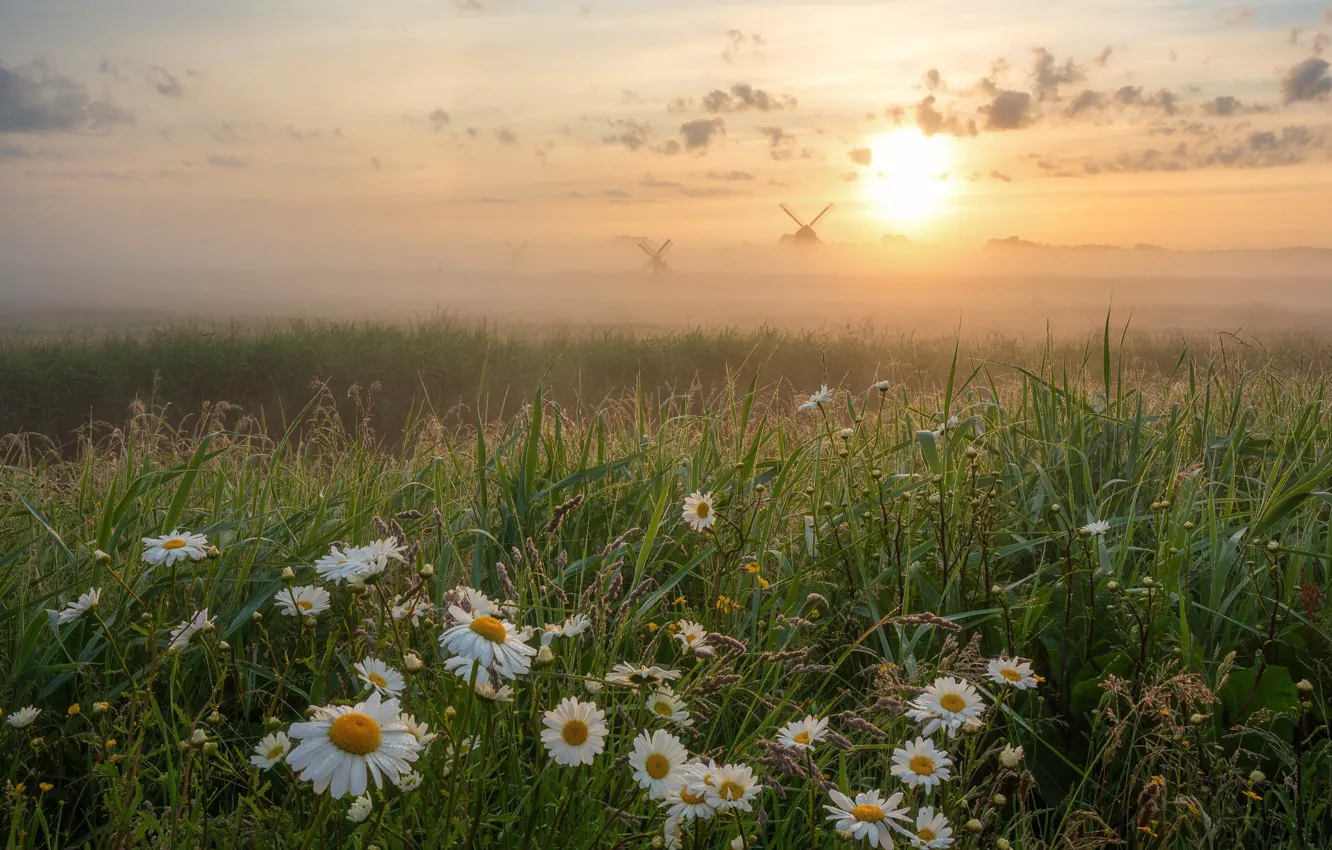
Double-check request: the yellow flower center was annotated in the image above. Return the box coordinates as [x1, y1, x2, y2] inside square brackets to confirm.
[696, 502, 710, 518]
[680, 788, 708, 805]
[469, 615, 508, 643]
[266, 743, 286, 759]
[909, 755, 935, 776]
[918, 827, 936, 841]
[793, 730, 811, 745]
[162, 539, 187, 550]
[1000, 668, 1021, 682]
[684, 633, 697, 643]
[328, 713, 382, 755]
[645, 753, 672, 780]
[297, 600, 314, 611]
[369, 673, 388, 688]
[653, 700, 674, 717]
[939, 693, 966, 712]
[718, 780, 745, 801]
[561, 719, 589, 746]
[850, 804, 885, 823]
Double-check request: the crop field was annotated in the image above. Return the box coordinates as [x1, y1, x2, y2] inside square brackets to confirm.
[1, 322, 1330, 848]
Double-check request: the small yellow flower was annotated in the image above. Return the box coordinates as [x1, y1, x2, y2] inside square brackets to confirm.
[742, 562, 761, 574]
[647, 623, 659, 632]
[1160, 708, 1172, 717]
[1244, 790, 1262, 802]
[1149, 775, 1166, 786]
[1138, 826, 1158, 838]
[106, 739, 117, 748]
[14, 783, 25, 794]
[68, 703, 82, 717]
[673, 596, 687, 605]
[39, 783, 53, 793]
[756, 576, 770, 589]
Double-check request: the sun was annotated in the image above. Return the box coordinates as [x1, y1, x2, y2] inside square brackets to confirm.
[864, 129, 955, 227]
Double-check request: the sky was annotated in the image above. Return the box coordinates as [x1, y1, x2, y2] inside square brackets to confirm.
[3, 0, 1332, 269]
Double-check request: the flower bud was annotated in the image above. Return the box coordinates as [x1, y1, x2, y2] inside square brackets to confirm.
[251, 611, 263, 622]
[991, 793, 1007, 806]
[962, 720, 982, 736]
[302, 615, 317, 629]
[1267, 540, 1281, 553]
[218, 640, 231, 652]
[1248, 770, 1266, 785]
[188, 729, 208, 746]
[1106, 580, 1121, 591]
[651, 838, 666, 850]
[264, 716, 282, 730]
[281, 566, 296, 582]
[444, 706, 457, 720]
[990, 584, 1003, 596]
[1142, 576, 1156, 588]
[996, 840, 1012, 850]
[205, 545, 221, 559]
[965, 446, 979, 459]
[418, 564, 435, 578]
[534, 645, 556, 668]
[1296, 679, 1314, 694]
[92, 701, 110, 715]
[207, 710, 223, 725]
[1183, 521, 1194, 530]
[1049, 503, 1061, 514]
[404, 652, 424, 672]
[966, 819, 983, 834]
[584, 679, 604, 694]
[1189, 713, 1206, 725]
[202, 741, 219, 755]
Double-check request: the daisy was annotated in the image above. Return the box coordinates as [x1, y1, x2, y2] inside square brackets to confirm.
[399, 714, 437, 747]
[1081, 520, 1112, 536]
[998, 744, 1023, 769]
[314, 545, 369, 583]
[673, 620, 708, 651]
[6, 706, 40, 728]
[872, 380, 892, 391]
[275, 585, 331, 618]
[607, 662, 681, 690]
[629, 729, 690, 797]
[361, 536, 406, 565]
[286, 692, 421, 797]
[906, 677, 986, 738]
[250, 731, 292, 769]
[799, 385, 833, 412]
[682, 492, 717, 531]
[541, 613, 592, 646]
[443, 655, 496, 688]
[475, 681, 516, 703]
[398, 770, 423, 791]
[356, 657, 405, 698]
[391, 595, 430, 625]
[823, 788, 910, 848]
[167, 609, 214, 652]
[439, 595, 536, 682]
[890, 737, 953, 792]
[142, 530, 209, 566]
[907, 807, 953, 849]
[776, 715, 829, 751]
[646, 687, 693, 727]
[541, 697, 607, 767]
[987, 657, 1039, 690]
[346, 795, 372, 823]
[664, 814, 685, 849]
[703, 763, 761, 812]
[49, 587, 101, 625]
[662, 764, 717, 821]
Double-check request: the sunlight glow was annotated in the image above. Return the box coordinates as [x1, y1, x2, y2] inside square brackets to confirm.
[864, 129, 955, 227]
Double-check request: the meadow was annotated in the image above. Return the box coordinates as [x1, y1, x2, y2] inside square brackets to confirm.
[1, 320, 1330, 848]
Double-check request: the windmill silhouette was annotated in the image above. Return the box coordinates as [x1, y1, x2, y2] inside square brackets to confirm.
[505, 241, 529, 263]
[638, 239, 673, 276]
[779, 203, 834, 245]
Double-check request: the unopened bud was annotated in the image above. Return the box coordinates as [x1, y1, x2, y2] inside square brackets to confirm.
[404, 652, 424, 672]
[1049, 503, 1061, 514]
[92, 701, 110, 715]
[965, 446, 979, 459]
[281, 566, 296, 582]
[651, 838, 666, 850]
[966, 819, 983, 834]
[1190, 713, 1206, 725]
[1106, 580, 1121, 591]
[1141, 577, 1156, 588]
[418, 564, 435, 578]
[202, 741, 219, 755]
[1183, 521, 1194, 530]
[445, 706, 457, 720]
[207, 710, 223, 725]
[1267, 540, 1281, 553]
[1296, 679, 1314, 694]
[264, 716, 282, 730]
[218, 641, 231, 652]
[991, 793, 1007, 806]
[534, 645, 556, 668]
[93, 549, 111, 563]
[1248, 770, 1266, 785]
[996, 840, 1012, 850]
[302, 615, 317, 629]
[205, 545, 221, 559]
[990, 585, 1003, 596]
[251, 611, 263, 622]
[188, 729, 208, 746]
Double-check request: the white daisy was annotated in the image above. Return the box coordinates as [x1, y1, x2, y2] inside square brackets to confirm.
[286, 692, 421, 797]
[682, 492, 717, 531]
[872, 380, 892, 391]
[399, 713, 437, 747]
[6, 706, 40, 728]
[823, 788, 910, 848]
[439, 594, 536, 682]
[142, 530, 209, 566]
[890, 737, 953, 792]
[167, 609, 215, 652]
[908, 807, 953, 849]
[703, 763, 761, 812]
[49, 587, 101, 625]
[998, 744, 1023, 769]
[475, 681, 516, 703]
[607, 662, 681, 690]
[275, 585, 331, 618]
[391, 595, 430, 625]
[346, 794, 373, 823]
[673, 620, 708, 651]
[398, 770, 424, 791]
[664, 814, 685, 849]
[360, 537, 407, 573]
[250, 731, 292, 769]
[541, 613, 592, 646]
[776, 715, 829, 751]
[1081, 520, 1112, 536]
[799, 385, 833, 412]
[629, 729, 690, 798]
[906, 677, 986, 738]
[355, 657, 405, 698]
[662, 763, 717, 821]
[314, 545, 370, 583]
[987, 657, 1040, 690]
[645, 687, 693, 727]
[540, 697, 607, 767]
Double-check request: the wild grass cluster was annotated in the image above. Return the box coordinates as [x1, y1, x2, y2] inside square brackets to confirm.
[2, 325, 1331, 848]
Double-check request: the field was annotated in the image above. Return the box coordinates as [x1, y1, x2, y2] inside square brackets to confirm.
[2, 320, 1331, 848]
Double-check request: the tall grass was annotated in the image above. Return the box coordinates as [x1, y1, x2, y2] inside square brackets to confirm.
[1, 325, 1329, 847]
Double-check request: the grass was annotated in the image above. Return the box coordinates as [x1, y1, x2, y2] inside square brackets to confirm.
[1, 320, 1330, 848]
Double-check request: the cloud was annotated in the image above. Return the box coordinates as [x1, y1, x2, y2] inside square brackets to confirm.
[721, 30, 765, 64]
[1094, 46, 1113, 68]
[700, 83, 796, 113]
[1066, 89, 1106, 117]
[0, 60, 133, 133]
[603, 118, 650, 151]
[1282, 58, 1332, 102]
[924, 68, 945, 92]
[147, 66, 184, 98]
[207, 154, 247, 167]
[981, 90, 1033, 130]
[370, 157, 381, 170]
[429, 109, 451, 131]
[1030, 47, 1085, 101]
[1219, 4, 1255, 27]
[639, 173, 682, 188]
[848, 146, 871, 165]
[679, 117, 724, 150]
[1, 141, 30, 158]
[1199, 95, 1262, 116]
[705, 169, 754, 181]
[679, 186, 751, 197]
[494, 127, 518, 145]
[916, 95, 978, 136]
[989, 170, 1012, 182]
[1075, 124, 1329, 174]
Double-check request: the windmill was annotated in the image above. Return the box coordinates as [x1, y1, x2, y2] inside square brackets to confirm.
[505, 241, 529, 263]
[638, 238, 673, 276]
[779, 203, 834, 245]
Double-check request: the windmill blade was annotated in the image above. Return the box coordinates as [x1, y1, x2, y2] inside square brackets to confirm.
[638, 241, 657, 257]
[809, 203, 835, 227]
[640, 259, 654, 273]
[779, 203, 807, 228]
[658, 239, 674, 256]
